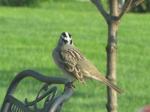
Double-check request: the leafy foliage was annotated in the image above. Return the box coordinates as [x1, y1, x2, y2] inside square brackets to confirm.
[132, 0, 150, 12]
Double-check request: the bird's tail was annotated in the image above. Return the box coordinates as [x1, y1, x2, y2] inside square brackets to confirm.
[90, 75, 123, 94]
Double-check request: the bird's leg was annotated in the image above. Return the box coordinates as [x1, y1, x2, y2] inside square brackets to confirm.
[78, 78, 86, 84]
[65, 81, 75, 88]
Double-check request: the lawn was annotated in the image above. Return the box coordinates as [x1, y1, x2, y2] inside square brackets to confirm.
[0, 1, 150, 112]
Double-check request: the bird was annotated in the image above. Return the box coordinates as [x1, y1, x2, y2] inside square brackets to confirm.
[52, 32, 122, 94]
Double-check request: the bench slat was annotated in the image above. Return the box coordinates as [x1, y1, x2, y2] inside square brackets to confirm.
[7, 95, 31, 112]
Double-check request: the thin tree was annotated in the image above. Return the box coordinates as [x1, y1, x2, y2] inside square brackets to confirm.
[90, 0, 144, 112]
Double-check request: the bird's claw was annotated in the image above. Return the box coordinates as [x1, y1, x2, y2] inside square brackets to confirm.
[65, 82, 75, 89]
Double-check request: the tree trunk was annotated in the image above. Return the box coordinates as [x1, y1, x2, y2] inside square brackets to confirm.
[91, 0, 144, 112]
[106, 1, 119, 112]
[106, 21, 119, 112]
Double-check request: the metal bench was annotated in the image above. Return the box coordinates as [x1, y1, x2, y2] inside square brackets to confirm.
[0, 70, 74, 112]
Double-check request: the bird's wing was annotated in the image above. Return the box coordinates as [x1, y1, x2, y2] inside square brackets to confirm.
[59, 47, 85, 82]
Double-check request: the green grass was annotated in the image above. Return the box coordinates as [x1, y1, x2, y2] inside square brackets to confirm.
[0, 1, 150, 112]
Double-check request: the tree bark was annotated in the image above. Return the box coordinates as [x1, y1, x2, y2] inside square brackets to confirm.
[106, 1, 119, 112]
[106, 21, 119, 112]
[91, 0, 144, 112]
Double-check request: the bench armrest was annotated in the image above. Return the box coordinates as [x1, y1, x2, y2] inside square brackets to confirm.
[1, 70, 74, 112]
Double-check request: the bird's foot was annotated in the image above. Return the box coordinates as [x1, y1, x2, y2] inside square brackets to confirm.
[65, 81, 75, 89]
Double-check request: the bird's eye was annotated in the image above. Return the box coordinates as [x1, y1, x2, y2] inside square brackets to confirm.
[61, 32, 66, 37]
[62, 38, 68, 44]
[69, 34, 72, 38]
[70, 40, 72, 44]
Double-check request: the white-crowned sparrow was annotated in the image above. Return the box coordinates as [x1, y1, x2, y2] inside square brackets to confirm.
[52, 32, 122, 93]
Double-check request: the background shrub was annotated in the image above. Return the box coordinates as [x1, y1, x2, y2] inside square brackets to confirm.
[132, 0, 150, 12]
[0, 0, 40, 6]
[0, 0, 90, 7]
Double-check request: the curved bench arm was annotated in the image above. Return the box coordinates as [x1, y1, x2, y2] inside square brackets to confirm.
[6, 70, 70, 95]
[1, 70, 74, 112]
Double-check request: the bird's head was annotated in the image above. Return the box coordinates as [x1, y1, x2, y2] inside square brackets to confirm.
[58, 32, 73, 46]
